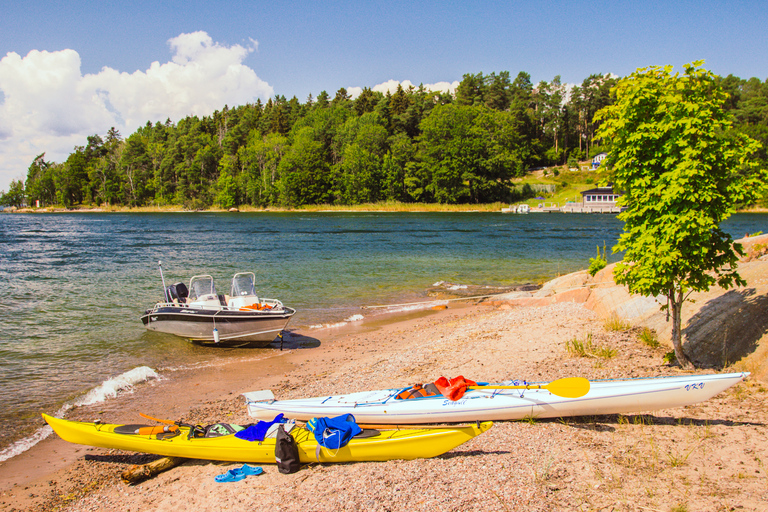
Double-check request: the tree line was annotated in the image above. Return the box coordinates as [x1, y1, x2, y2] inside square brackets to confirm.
[4, 70, 768, 208]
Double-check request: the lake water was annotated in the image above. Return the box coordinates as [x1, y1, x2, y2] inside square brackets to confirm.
[0, 211, 765, 460]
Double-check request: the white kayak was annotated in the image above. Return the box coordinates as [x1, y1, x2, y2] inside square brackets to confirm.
[245, 372, 748, 424]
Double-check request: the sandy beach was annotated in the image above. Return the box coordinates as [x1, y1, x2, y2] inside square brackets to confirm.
[1, 283, 766, 512]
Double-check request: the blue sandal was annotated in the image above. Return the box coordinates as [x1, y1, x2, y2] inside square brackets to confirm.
[239, 464, 263, 476]
[215, 469, 247, 483]
[214, 464, 263, 482]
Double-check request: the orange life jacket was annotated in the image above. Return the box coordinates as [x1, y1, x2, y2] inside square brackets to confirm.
[396, 384, 439, 400]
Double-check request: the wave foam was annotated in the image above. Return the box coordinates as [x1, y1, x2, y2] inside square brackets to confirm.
[0, 366, 159, 463]
[71, 366, 159, 408]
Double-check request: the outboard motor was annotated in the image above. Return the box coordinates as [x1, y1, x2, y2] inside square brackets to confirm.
[175, 282, 189, 302]
[166, 282, 189, 303]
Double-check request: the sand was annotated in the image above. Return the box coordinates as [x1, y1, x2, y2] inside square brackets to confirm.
[1, 300, 766, 512]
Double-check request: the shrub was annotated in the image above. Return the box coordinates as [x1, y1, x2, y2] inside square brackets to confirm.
[588, 242, 608, 276]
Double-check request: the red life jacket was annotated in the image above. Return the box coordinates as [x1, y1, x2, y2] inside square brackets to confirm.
[434, 375, 477, 401]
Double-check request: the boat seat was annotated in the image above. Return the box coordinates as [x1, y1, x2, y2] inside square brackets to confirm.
[188, 294, 223, 308]
[229, 296, 260, 309]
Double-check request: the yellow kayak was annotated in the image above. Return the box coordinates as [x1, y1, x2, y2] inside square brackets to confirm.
[42, 414, 492, 464]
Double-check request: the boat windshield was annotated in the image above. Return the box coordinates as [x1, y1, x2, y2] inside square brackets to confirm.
[231, 272, 257, 297]
[188, 275, 216, 301]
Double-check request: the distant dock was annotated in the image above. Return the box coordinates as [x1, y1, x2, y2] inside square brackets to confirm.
[528, 203, 624, 214]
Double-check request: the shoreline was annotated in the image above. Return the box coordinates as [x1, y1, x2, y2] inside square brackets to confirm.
[3, 204, 768, 214]
[2, 294, 766, 511]
[0, 303, 477, 507]
[2, 238, 766, 510]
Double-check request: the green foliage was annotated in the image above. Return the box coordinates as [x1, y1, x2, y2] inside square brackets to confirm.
[419, 104, 529, 203]
[1, 178, 25, 207]
[14, 66, 767, 210]
[596, 61, 768, 368]
[663, 351, 677, 364]
[588, 242, 608, 276]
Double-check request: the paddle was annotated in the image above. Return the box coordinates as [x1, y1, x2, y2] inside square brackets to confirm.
[138, 412, 179, 435]
[468, 377, 590, 398]
[140, 412, 176, 425]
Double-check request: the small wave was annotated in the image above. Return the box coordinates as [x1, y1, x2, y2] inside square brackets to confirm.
[343, 314, 364, 322]
[161, 352, 290, 372]
[70, 366, 159, 408]
[310, 321, 351, 330]
[387, 301, 448, 314]
[0, 425, 54, 463]
[431, 280, 468, 291]
[0, 366, 159, 463]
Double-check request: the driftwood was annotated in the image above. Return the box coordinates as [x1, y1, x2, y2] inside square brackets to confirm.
[121, 456, 187, 485]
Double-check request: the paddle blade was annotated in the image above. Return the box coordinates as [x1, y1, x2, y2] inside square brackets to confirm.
[546, 377, 590, 398]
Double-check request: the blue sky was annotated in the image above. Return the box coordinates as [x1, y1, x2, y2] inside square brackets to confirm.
[1, 0, 767, 192]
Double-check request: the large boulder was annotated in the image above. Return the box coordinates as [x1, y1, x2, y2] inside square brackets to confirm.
[495, 233, 768, 380]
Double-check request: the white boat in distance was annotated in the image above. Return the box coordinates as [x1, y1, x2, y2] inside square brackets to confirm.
[501, 203, 530, 214]
[141, 271, 295, 347]
[244, 373, 748, 423]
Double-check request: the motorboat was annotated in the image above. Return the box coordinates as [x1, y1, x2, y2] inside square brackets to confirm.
[141, 268, 295, 347]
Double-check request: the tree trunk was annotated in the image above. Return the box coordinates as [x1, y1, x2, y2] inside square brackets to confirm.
[669, 289, 693, 368]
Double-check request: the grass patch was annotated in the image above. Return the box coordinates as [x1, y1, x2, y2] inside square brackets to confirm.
[566, 333, 617, 359]
[603, 313, 631, 332]
[638, 326, 660, 348]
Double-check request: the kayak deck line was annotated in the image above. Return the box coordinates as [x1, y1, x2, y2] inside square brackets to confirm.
[245, 372, 749, 424]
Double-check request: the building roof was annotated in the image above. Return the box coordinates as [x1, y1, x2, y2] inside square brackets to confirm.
[580, 184, 621, 196]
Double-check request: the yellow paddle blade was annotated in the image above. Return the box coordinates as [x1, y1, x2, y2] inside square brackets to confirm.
[468, 377, 591, 398]
[544, 377, 590, 398]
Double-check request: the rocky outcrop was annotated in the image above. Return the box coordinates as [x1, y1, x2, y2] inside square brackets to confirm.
[489, 233, 768, 379]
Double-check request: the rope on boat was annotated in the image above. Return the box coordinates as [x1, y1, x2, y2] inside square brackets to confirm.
[360, 294, 497, 310]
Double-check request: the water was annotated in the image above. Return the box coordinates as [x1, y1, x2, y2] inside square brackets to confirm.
[0, 211, 765, 459]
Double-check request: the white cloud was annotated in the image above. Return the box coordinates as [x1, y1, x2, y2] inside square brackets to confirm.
[347, 79, 459, 99]
[0, 31, 273, 192]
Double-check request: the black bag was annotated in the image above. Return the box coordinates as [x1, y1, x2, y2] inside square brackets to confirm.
[275, 425, 300, 474]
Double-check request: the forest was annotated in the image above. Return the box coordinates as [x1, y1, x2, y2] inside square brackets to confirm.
[5, 70, 768, 209]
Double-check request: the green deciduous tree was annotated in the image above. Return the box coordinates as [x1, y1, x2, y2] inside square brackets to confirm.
[278, 126, 331, 206]
[595, 61, 767, 368]
[1, 178, 25, 207]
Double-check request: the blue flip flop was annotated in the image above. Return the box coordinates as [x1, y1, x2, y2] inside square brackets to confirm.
[215, 469, 247, 483]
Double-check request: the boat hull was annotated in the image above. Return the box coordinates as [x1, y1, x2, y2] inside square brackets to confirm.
[141, 306, 295, 345]
[246, 373, 748, 424]
[42, 414, 491, 463]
